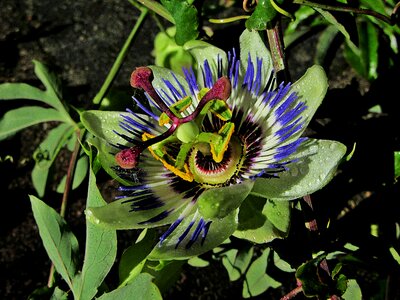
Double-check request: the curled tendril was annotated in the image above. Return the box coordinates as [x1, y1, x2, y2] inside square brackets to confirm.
[270, 0, 295, 20]
[243, 0, 258, 12]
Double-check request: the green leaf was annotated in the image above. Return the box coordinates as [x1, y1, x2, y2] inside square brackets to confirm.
[149, 209, 238, 260]
[395, 151, 400, 180]
[188, 256, 210, 267]
[153, 27, 194, 75]
[234, 195, 290, 243]
[243, 248, 281, 298]
[239, 29, 273, 90]
[160, 0, 199, 45]
[0, 83, 54, 105]
[296, 257, 328, 297]
[362, 21, 379, 80]
[0, 106, 67, 140]
[273, 251, 295, 272]
[33, 60, 63, 101]
[29, 195, 79, 291]
[56, 155, 89, 193]
[97, 273, 162, 300]
[314, 8, 359, 55]
[342, 279, 362, 300]
[198, 180, 254, 219]
[72, 163, 117, 300]
[31, 123, 74, 197]
[142, 260, 186, 294]
[221, 245, 254, 281]
[315, 25, 339, 65]
[251, 139, 346, 201]
[118, 230, 157, 286]
[245, 0, 277, 30]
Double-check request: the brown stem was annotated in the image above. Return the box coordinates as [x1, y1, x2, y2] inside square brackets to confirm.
[280, 285, 303, 300]
[266, 18, 291, 83]
[293, 0, 395, 25]
[47, 129, 82, 288]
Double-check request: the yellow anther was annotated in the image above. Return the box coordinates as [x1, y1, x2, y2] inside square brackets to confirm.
[210, 122, 235, 163]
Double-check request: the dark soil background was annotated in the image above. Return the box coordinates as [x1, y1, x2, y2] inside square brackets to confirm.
[1, 1, 400, 299]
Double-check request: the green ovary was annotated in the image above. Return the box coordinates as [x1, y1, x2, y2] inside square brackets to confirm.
[176, 121, 200, 143]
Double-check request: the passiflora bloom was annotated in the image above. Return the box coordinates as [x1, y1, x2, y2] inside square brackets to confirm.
[82, 30, 346, 259]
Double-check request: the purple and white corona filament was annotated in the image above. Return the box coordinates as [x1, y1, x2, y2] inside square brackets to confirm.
[113, 48, 308, 249]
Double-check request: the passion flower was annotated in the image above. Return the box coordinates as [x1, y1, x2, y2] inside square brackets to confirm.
[82, 30, 346, 259]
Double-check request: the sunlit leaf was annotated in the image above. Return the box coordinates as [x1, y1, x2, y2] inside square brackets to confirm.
[0, 106, 67, 140]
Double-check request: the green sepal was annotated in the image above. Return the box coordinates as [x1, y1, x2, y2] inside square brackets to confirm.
[148, 209, 238, 260]
[280, 65, 329, 145]
[81, 110, 131, 147]
[198, 180, 254, 219]
[239, 29, 273, 90]
[251, 139, 347, 201]
[184, 40, 227, 85]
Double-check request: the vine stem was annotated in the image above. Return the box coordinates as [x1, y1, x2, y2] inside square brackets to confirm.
[266, 17, 290, 83]
[92, 7, 149, 105]
[293, 0, 395, 25]
[47, 129, 82, 288]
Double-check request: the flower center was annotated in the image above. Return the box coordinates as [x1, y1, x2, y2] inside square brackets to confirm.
[189, 136, 245, 187]
[116, 67, 239, 184]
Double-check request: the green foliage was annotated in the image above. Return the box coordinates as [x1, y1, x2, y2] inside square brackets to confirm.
[153, 27, 194, 75]
[97, 273, 162, 300]
[30, 196, 80, 291]
[243, 248, 281, 298]
[160, 0, 199, 45]
[285, 0, 399, 80]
